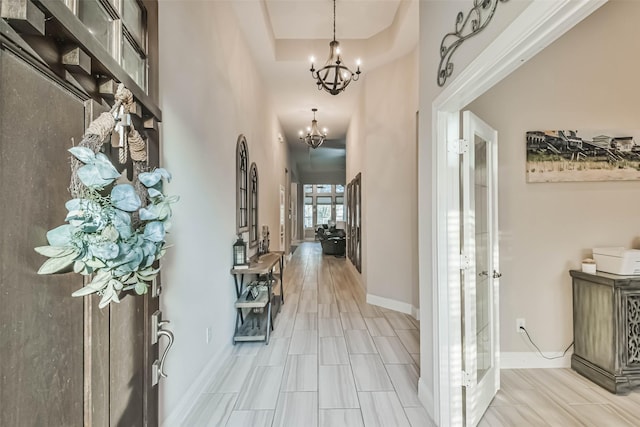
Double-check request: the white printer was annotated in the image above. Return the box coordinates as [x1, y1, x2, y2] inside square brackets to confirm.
[592, 247, 640, 275]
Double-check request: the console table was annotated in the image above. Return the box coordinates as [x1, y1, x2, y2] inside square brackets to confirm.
[570, 270, 640, 393]
[230, 252, 285, 345]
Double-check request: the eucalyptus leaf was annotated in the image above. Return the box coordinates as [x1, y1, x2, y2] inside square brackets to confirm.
[137, 267, 160, 279]
[72, 270, 111, 296]
[138, 168, 171, 187]
[101, 225, 119, 242]
[111, 184, 141, 212]
[72, 281, 106, 297]
[140, 241, 157, 257]
[72, 285, 100, 297]
[157, 203, 172, 221]
[65, 198, 108, 232]
[85, 259, 106, 268]
[143, 221, 165, 242]
[46, 224, 75, 246]
[91, 270, 112, 287]
[73, 260, 85, 274]
[139, 205, 160, 221]
[98, 286, 116, 309]
[111, 279, 123, 291]
[148, 188, 163, 198]
[111, 248, 144, 276]
[124, 275, 138, 284]
[77, 164, 114, 188]
[68, 146, 96, 164]
[112, 210, 132, 240]
[65, 198, 90, 212]
[134, 281, 147, 295]
[37, 250, 78, 274]
[90, 242, 119, 260]
[34, 245, 76, 258]
[94, 153, 121, 179]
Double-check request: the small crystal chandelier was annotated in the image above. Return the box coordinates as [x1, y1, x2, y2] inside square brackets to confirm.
[299, 109, 328, 149]
[310, 0, 361, 96]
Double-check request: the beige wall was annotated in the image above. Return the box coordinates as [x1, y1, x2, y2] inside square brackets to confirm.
[365, 48, 419, 307]
[346, 85, 367, 283]
[346, 48, 419, 309]
[158, 1, 289, 423]
[467, 0, 640, 354]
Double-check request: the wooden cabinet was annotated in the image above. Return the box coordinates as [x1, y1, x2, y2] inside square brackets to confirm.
[570, 270, 640, 394]
[231, 252, 285, 345]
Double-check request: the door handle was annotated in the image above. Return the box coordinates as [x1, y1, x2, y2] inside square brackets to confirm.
[493, 271, 502, 279]
[157, 328, 174, 379]
[151, 310, 174, 385]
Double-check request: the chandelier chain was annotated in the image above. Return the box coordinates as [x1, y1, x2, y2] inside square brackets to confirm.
[333, 0, 336, 42]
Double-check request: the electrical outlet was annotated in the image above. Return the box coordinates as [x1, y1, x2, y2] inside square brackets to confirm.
[205, 327, 212, 344]
[516, 318, 526, 333]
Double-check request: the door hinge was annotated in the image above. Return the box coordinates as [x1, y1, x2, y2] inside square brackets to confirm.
[462, 370, 473, 388]
[460, 253, 471, 270]
[449, 138, 469, 154]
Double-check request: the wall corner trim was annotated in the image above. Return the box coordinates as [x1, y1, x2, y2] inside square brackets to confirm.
[366, 293, 419, 319]
[501, 351, 572, 369]
[418, 377, 436, 423]
[161, 344, 234, 427]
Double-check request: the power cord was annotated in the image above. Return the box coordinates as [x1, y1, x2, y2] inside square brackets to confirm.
[519, 326, 574, 360]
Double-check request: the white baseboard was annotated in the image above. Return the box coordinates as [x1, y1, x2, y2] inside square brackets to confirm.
[161, 345, 234, 427]
[501, 351, 573, 369]
[418, 377, 436, 423]
[366, 293, 420, 321]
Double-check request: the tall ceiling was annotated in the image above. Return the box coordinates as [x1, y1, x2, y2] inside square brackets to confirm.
[230, 0, 418, 182]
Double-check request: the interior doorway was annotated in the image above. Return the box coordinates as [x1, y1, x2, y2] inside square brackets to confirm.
[460, 111, 500, 426]
[427, 1, 608, 424]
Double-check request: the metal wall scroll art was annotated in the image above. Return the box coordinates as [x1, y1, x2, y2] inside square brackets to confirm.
[437, 0, 510, 87]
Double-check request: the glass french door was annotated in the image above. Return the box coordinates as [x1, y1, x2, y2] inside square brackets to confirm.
[461, 111, 500, 426]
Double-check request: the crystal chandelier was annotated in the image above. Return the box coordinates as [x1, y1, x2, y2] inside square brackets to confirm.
[310, 0, 361, 95]
[299, 109, 327, 149]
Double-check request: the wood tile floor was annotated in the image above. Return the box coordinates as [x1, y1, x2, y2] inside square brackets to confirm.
[480, 368, 640, 426]
[182, 242, 434, 427]
[182, 242, 640, 426]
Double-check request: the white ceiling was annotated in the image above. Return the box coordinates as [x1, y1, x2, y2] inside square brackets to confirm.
[230, 0, 418, 181]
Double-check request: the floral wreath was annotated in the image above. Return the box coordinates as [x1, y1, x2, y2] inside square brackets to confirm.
[35, 85, 178, 308]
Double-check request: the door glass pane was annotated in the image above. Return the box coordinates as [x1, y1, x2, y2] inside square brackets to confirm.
[122, 0, 144, 46]
[122, 37, 146, 90]
[336, 184, 344, 193]
[317, 184, 331, 193]
[304, 184, 313, 193]
[474, 134, 491, 382]
[77, 0, 114, 54]
[304, 200, 313, 228]
[316, 205, 331, 225]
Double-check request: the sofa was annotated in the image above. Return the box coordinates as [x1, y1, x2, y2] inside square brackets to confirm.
[318, 227, 346, 256]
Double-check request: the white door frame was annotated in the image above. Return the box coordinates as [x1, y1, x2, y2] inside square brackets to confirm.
[428, 1, 607, 424]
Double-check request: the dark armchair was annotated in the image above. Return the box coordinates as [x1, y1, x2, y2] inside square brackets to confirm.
[319, 228, 346, 256]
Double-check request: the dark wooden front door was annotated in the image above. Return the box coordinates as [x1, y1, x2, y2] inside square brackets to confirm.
[0, 45, 161, 426]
